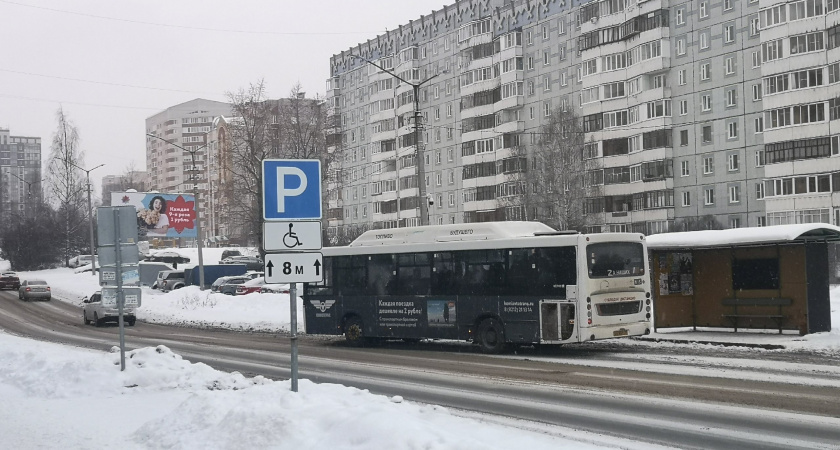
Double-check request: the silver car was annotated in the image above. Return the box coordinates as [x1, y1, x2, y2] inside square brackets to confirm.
[82, 291, 136, 327]
[18, 279, 51, 301]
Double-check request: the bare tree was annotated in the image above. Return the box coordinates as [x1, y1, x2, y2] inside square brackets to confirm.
[45, 107, 88, 264]
[510, 106, 600, 232]
[225, 80, 274, 251]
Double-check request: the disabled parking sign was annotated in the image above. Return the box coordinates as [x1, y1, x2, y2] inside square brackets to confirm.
[262, 160, 322, 220]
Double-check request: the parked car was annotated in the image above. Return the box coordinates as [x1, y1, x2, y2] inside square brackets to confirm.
[260, 283, 291, 294]
[210, 275, 240, 293]
[235, 277, 268, 295]
[0, 272, 20, 290]
[82, 291, 136, 327]
[18, 279, 51, 301]
[68, 255, 93, 268]
[155, 270, 185, 292]
[215, 276, 251, 295]
[220, 255, 263, 271]
[220, 249, 242, 261]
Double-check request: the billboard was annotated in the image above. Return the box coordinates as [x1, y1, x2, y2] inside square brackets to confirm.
[111, 192, 197, 239]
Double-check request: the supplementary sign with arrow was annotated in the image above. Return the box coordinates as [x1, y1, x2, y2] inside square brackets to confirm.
[263, 252, 324, 283]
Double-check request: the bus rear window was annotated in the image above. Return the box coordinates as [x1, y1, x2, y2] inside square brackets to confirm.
[587, 243, 645, 278]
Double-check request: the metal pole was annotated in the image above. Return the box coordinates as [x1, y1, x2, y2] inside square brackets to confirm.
[114, 209, 126, 371]
[289, 283, 299, 392]
[190, 151, 206, 290]
[86, 173, 97, 276]
[413, 84, 429, 226]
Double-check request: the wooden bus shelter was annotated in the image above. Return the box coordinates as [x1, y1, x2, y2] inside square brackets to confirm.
[646, 224, 840, 335]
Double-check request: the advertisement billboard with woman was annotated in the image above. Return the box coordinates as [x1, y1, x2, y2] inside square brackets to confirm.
[111, 192, 197, 239]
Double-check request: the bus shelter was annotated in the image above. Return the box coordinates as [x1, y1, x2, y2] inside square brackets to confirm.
[646, 224, 840, 335]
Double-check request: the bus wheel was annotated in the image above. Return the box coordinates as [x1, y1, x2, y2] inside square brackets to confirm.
[344, 316, 365, 347]
[476, 319, 507, 354]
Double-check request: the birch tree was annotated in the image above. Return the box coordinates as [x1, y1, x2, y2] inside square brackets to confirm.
[45, 107, 88, 264]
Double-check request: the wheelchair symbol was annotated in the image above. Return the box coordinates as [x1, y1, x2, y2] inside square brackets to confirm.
[283, 223, 303, 248]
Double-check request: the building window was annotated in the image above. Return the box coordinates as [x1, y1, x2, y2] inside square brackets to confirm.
[756, 182, 765, 199]
[726, 89, 737, 107]
[678, 69, 686, 85]
[700, 2, 708, 17]
[681, 160, 690, 176]
[676, 8, 685, 25]
[728, 153, 740, 171]
[700, 63, 710, 80]
[724, 0, 733, 11]
[677, 38, 686, 55]
[752, 51, 761, 68]
[702, 125, 712, 143]
[682, 191, 691, 206]
[728, 121, 739, 139]
[703, 156, 714, 174]
[729, 185, 741, 203]
[704, 187, 715, 205]
[755, 116, 764, 133]
[700, 31, 710, 49]
[730, 217, 741, 229]
[702, 94, 712, 111]
[753, 84, 762, 101]
[725, 57, 735, 75]
[680, 100, 688, 115]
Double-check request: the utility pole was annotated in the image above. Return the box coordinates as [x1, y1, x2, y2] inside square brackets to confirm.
[69, 162, 105, 275]
[351, 55, 444, 226]
[146, 132, 212, 290]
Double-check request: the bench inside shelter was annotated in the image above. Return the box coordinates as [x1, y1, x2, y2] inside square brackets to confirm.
[721, 298, 792, 334]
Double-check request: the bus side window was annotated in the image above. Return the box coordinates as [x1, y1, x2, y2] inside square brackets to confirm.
[335, 255, 366, 296]
[533, 247, 576, 297]
[431, 252, 456, 295]
[367, 254, 395, 295]
[395, 253, 431, 296]
[506, 249, 534, 296]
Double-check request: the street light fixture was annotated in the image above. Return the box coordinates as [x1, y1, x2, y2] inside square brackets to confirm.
[146, 132, 212, 290]
[351, 54, 444, 226]
[69, 162, 105, 276]
[7, 172, 44, 198]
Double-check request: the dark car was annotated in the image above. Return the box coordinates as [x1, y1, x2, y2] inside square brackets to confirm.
[215, 276, 251, 295]
[0, 272, 20, 290]
[220, 255, 263, 271]
[220, 249, 242, 261]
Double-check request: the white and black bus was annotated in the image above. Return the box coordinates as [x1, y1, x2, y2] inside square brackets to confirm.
[304, 222, 651, 353]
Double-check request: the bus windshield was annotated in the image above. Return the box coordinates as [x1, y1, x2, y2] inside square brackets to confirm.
[587, 242, 645, 278]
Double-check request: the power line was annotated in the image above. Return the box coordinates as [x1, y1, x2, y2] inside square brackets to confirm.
[0, 92, 163, 110]
[0, 68, 223, 96]
[0, 0, 384, 36]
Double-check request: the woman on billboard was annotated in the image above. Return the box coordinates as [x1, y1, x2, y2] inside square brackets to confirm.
[138, 195, 170, 236]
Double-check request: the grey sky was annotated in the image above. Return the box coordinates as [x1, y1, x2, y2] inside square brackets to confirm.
[0, 0, 446, 190]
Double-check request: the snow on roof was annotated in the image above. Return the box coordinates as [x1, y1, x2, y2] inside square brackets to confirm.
[647, 223, 840, 250]
[349, 221, 557, 246]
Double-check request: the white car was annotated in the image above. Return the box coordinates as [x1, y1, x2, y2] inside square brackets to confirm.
[68, 255, 93, 268]
[82, 291, 136, 327]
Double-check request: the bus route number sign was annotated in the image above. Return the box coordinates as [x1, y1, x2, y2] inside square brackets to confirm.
[264, 252, 324, 283]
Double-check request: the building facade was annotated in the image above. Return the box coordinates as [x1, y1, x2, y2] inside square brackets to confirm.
[0, 128, 42, 223]
[326, 0, 840, 236]
[145, 99, 232, 237]
[100, 171, 149, 206]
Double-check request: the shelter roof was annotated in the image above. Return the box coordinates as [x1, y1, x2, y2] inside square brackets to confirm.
[647, 224, 840, 250]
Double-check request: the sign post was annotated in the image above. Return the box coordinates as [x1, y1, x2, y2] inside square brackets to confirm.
[97, 205, 141, 371]
[262, 159, 323, 392]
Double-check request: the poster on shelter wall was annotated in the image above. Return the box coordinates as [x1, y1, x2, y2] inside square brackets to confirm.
[659, 252, 693, 296]
[111, 192, 197, 239]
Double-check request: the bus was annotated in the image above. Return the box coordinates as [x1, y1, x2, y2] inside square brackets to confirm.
[304, 222, 651, 353]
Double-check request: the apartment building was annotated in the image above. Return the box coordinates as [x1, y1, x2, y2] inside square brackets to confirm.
[326, 0, 838, 235]
[145, 99, 231, 235]
[0, 128, 42, 222]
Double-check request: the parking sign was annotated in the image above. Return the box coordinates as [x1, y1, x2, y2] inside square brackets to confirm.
[263, 160, 322, 220]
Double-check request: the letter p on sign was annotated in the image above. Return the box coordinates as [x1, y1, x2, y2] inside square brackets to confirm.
[262, 160, 322, 220]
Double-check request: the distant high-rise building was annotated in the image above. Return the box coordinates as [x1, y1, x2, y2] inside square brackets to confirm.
[145, 99, 232, 237]
[101, 171, 148, 206]
[0, 127, 42, 223]
[326, 0, 840, 236]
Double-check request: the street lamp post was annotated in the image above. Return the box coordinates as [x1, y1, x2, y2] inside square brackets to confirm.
[146, 132, 211, 290]
[351, 55, 443, 226]
[7, 172, 44, 199]
[69, 162, 105, 276]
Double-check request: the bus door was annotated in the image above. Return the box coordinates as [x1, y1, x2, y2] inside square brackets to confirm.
[539, 285, 577, 341]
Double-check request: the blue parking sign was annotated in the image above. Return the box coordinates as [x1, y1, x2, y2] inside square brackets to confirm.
[263, 159, 322, 220]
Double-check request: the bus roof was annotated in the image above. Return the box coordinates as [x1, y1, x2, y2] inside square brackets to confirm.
[348, 221, 558, 247]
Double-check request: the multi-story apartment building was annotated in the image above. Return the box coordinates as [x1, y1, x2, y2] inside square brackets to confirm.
[327, 0, 837, 236]
[145, 99, 231, 237]
[0, 128, 42, 222]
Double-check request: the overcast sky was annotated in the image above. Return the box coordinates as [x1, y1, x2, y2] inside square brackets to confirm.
[0, 0, 447, 189]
